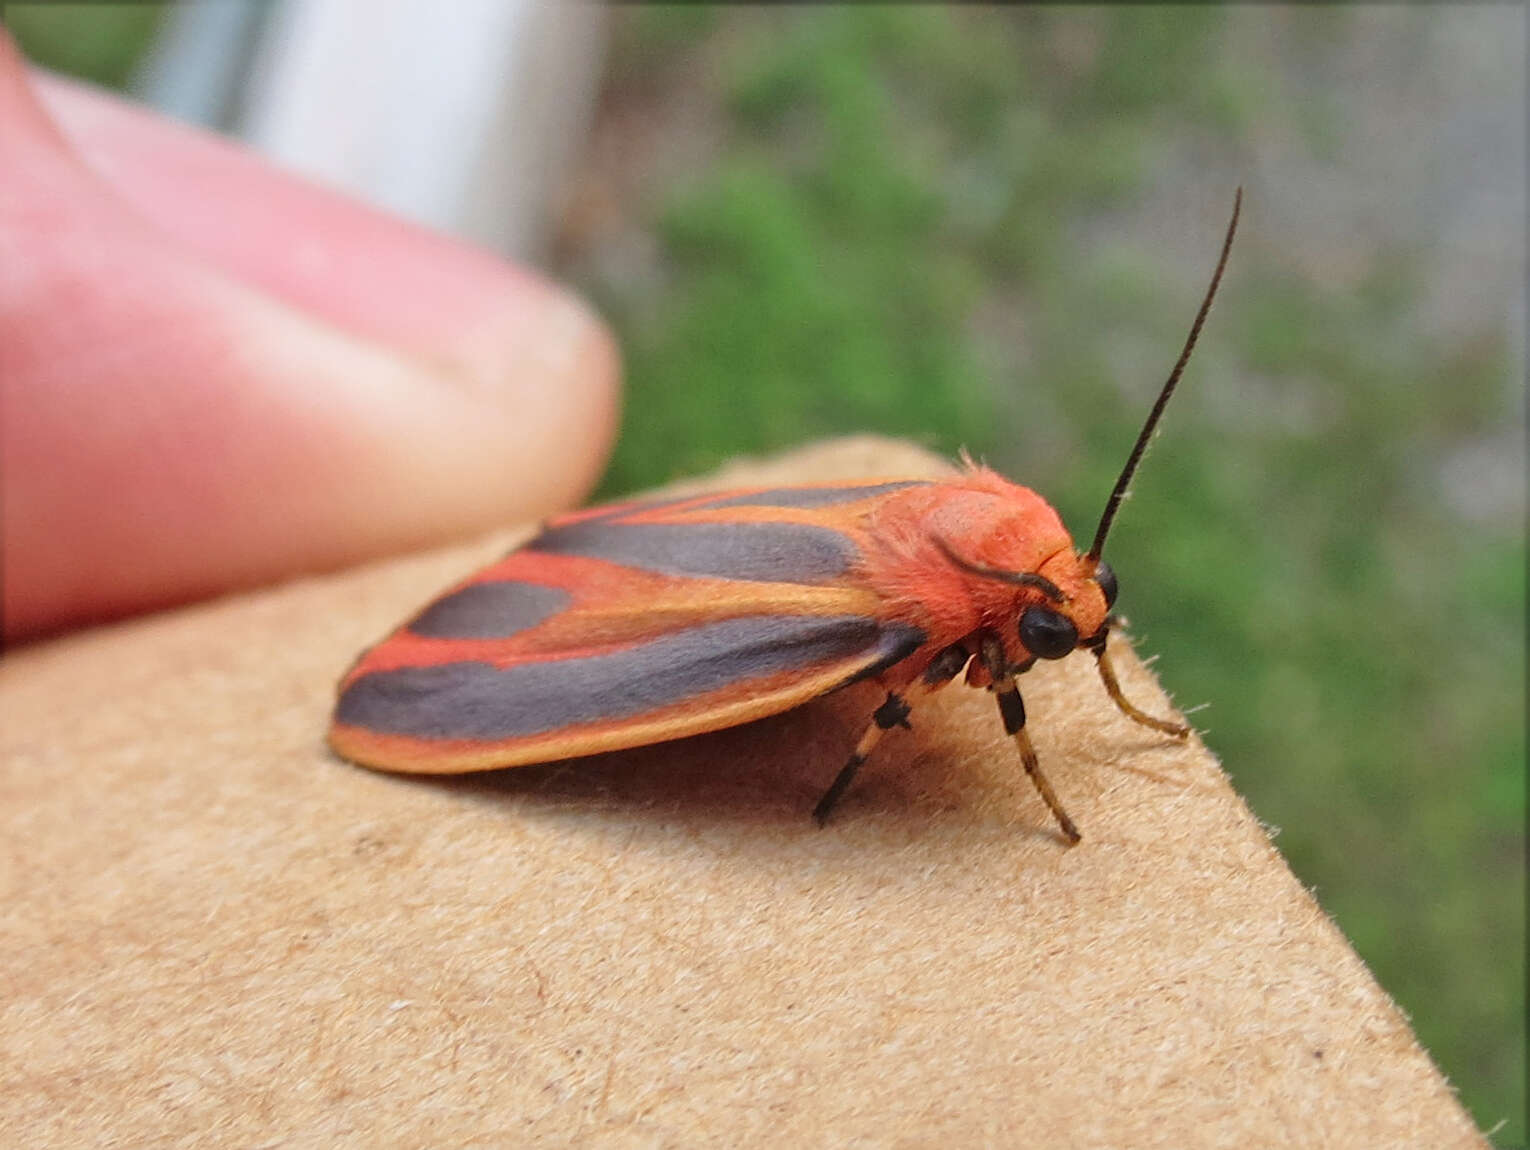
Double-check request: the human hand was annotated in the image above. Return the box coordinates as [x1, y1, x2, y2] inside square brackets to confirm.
[0, 31, 619, 642]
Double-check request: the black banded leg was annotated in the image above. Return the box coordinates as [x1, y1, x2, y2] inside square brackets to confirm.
[981, 636, 1081, 845]
[810, 712, 894, 826]
[1090, 627, 1189, 738]
[813, 645, 968, 825]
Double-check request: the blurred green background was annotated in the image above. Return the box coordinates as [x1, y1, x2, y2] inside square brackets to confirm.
[13, 4, 1523, 1141]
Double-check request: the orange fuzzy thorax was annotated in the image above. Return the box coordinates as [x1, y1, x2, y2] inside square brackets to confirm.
[859, 466, 1108, 668]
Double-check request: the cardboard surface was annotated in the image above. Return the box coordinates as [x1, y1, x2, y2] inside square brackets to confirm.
[1, 438, 1485, 1147]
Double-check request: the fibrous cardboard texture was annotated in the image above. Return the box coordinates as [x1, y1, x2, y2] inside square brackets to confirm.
[1, 438, 1485, 1148]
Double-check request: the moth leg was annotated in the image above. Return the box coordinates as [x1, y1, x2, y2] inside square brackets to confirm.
[813, 645, 968, 825]
[981, 636, 1081, 845]
[1089, 626, 1190, 738]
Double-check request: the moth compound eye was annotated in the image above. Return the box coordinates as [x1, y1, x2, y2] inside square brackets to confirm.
[1019, 606, 1078, 660]
[1094, 560, 1119, 609]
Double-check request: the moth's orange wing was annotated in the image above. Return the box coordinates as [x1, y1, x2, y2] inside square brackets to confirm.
[329, 483, 933, 773]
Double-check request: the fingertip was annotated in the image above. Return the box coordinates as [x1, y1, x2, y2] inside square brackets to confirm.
[452, 287, 623, 514]
[0, 35, 625, 640]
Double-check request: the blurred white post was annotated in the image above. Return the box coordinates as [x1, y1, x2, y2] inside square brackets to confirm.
[136, 0, 606, 261]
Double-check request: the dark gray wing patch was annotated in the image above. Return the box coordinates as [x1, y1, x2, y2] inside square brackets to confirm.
[408, 582, 571, 640]
[837, 624, 929, 686]
[526, 521, 856, 585]
[695, 481, 930, 510]
[336, 616, 927, 741]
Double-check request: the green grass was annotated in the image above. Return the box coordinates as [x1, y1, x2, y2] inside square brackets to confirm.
[4, 3, 165, 91]
[17, 5, 1523, 1140]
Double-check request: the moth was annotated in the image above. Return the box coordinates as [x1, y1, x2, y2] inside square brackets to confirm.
[330, 191, 1241, 843]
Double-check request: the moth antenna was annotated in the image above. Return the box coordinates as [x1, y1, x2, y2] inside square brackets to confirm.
[933, 537, 1067, 602]
[1088, 187, 1241, 563]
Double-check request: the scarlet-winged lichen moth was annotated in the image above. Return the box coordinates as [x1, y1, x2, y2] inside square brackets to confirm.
[329, 190, 1242, 844]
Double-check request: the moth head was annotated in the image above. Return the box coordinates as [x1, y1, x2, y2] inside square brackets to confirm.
[937, 539, 1116, 660]
[1017, 555, 1119, 659]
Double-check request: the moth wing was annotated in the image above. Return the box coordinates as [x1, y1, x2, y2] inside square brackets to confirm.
[330, 600, 924, 773]
[329, 486, 933, 773]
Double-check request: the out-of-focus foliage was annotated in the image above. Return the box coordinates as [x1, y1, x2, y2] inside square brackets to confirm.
[6, 3, 165, 91]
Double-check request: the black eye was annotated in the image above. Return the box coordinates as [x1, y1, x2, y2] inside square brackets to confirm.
[1019, 606, 1078, 660]
[1095, 560, 1119, 609]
